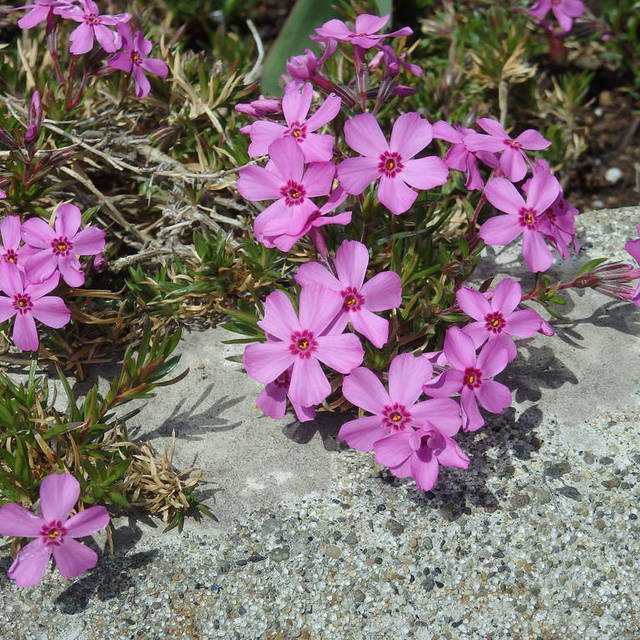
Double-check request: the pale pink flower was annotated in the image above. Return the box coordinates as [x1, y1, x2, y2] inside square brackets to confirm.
[244, 286, 364, 407]
[339, 354, 461, 452]
[0, 265, 70, 351]
[529, 0, 585, 33]
[479, 169, 561, 272]
[457, 278, 543, 359]
[0, 216, 36, 271]
[314, 14, 412, 49]
[108, 24, 169, 98]
[246, 83, 341, 162]
[425, 327, 512, 432]
[57, 0, 131, 54]
[374, 425, 470, 491]
[237, 137, 335, 243]
[464, 118, 550, 182]
[256, 364, 315, 423]
[295, 240, 401, 348]
[338, 112, 448, 215]
[0, 473, 109, 587]
[15, 0, 72, 30]
[22, 203, 106, 287]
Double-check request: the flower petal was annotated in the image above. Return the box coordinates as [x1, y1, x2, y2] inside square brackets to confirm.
[342, 366, 390, 414]
[289, 356, 331, 406]
[334, 240, 368, 289]
[504, 309, 542, 337]
[478, 214, 522, 246]
[411, 398, 461, 436]
[295, 261, 342, 292]
[305, 93, 341, 132]
[31, 296, 70, 329]
[237, 166, 282, 201]
[484, 177, 525, 216]
[476, 339, 510, 378]
[53, 538, 98, 579]
[476, 379, 511, 414]
[268, 137, 305, 183]
[436, 436, 470, 469]
[21, 217, 55, 248]
[350, 308, 388, 348]
[337, 156, 379, 195]
[373, 431, 412, 468]
[515, 129, 551, 151]
[389, 112, 432, 160]
[456, 286, 491, 321]
[0, 504, 44, 537]
[65, 506, 110, 538]
[338, 415, 388, 451]
[69, 23, 94, 55]
[526, 169, 561, 214]
[282, 82, 313, 126]
[256, 379, 288, 419]
[300, 133, 334, 162]
[410, 452, 439, 491]
[443, 326, 476, 370]
[13, 312, 39, 351]
[71, 227, 105, 256]
[343, 113, 388, 157]
[388, 353, 431, 408]
[360, 270, 402, 312]
[461, 386, 484, 431]
[491, 278, 522, 315]
[58, 254, 84, 287]
[258, 290, 300, 341]
[500, 146, 527, 182]
[522, 229, 554, 272]
[38, 474, 79, 523]
[315, 333, 364, 374]
[0, 216, 22, 250]
[377, 176, 417, 216]
[298, 284, 343, 334]
[8, 539, 51, 587]
[301, 161, 335, 198]
[0, 296, 16, 323]
[243, 342, 295, 384]
[140, 57, 168, 78]
[401, 157, 448, 190]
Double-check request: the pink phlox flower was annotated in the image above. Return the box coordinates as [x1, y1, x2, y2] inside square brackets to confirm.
[246, 82, 341, 162]
[108, 24, 169, 99]
[57, 0, 131, 54]
[295, 239, 401, 348]
[286, 41, 337, 82]
[0, 473, 109, 587]
[338, 353, 461, 452]
[0, 216, 37, 272]
[0, 189, 6, 199]
[237, 137, 335, 243]
[529, 0, 585, 33]
[373, 425, 470, 491]
[256, 363, 315, 423]
[22, 203, 106, 287]
[313, 14, 412, 49]
[244, 285, 364, 408]
[338, 112, 448, 215]
[235, 96, 282, 119]
[14, 0, 72, 30]
[479, 168, 561, 272]
[464, 118, 551, 182]
[425, 327, 512, 432]
[433, 121, 498, 191]
[456, 278, 543, 360]
[0, 264, 70, 351]
[255, 187, 351, 253]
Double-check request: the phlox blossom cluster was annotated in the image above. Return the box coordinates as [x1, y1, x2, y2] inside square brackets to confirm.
[0, 203, 104, 351]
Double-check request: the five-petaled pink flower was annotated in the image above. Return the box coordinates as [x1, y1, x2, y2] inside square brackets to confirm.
[0, 265, 70, 351]
[374, 425, 470, 491]
[246, 82, 341, 162]
[295, 240, 401, 348]
[22, 203, 105, 287]
[256, 363, 315, 423]
[339, 353, 461, 452]
[479, 168, 561, 272]
[464, 118, 550, 182]
[108, 24, 169, 99]
[338, 112, 448, 215]
[456, 278, 543, 360]
[244, 286, 364, 408]
[314, 14, 412, 49]
[0, 216, 36, 271]
[14, 0, 71, 30]
[529, 0, 584, 33]
[237, 137, 335, 242]
[57, 0, 131, 54]
[426, 327, 512, 432]
[0, 473, 109, 587]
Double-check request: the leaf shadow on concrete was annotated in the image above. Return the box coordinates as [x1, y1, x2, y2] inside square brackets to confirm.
[54, 518, 159, 614]
[282, 411, 349, 452]
[135, 385, 243, 441]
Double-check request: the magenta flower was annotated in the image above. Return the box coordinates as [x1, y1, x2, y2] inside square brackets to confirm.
[247, 83, 341, 162]
[237, 137, 335, 242]
[256, 364, 315, 423]
[479, 169, 561, 272]
[15, 0, 71, 30]
[0, 189, 6, 199]
[235, 96, 282, 119]
[374, 425, 470, 491]
[338, 112, 448, 215]
[295, 240, 401, 348]
[244, 286, 364, 408]
[456, 278, 543, 359]
[57, 0, 131, 54]
[0, 265, 70, 351]
[0, 216, 36, 271]
[108, 24, 169, 98]
[22, 204, 105, 287]
[426, 327, 512, 431]
[255, 187, 351, 253]
[314, 14, 412, 49]
[339, 354, 461, 452]
[0, 473, 109, 587]
[464, 118, 550, 182]
[286, 41, 337, 83]
[529, 0, 584, 33]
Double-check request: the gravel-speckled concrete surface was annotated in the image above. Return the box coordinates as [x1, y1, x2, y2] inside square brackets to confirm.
[0, 207, 639, 640]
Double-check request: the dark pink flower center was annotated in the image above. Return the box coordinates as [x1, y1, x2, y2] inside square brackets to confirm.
[341, 286, 365, 312]
[51, 236, 73, 256]
[280, 180, 306, 207]
[288, 330, 318, 359]
[85, 14, 101, 25]
[287, 121, 307, 142]
[13, 294, 33, 315]
[419, 434, 431, 448]
[463, 367, 482, 389]
[40, 520, 67, 547]
[518, 207, 538, 229]
[382, 403, 411, 430]
[378, 151, 404, 178]
[503, 138, 521, 149]
[131, 51, 142, 64]
[3, 249, 18, 264]
[484, 311, 506, 334]
[274, 370, 291, 388]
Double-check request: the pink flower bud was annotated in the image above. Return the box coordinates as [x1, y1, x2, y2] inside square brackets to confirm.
[93, 253, 107, 271]
[286, 49, 319, 81]
[24, 90, 42, 145]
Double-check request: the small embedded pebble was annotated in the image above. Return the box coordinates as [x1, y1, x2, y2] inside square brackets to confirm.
[386, 518, 405, 536]
[556, 486, 583, 501]
[604, 167, 623, 184]
[269, 546, 290, 562]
